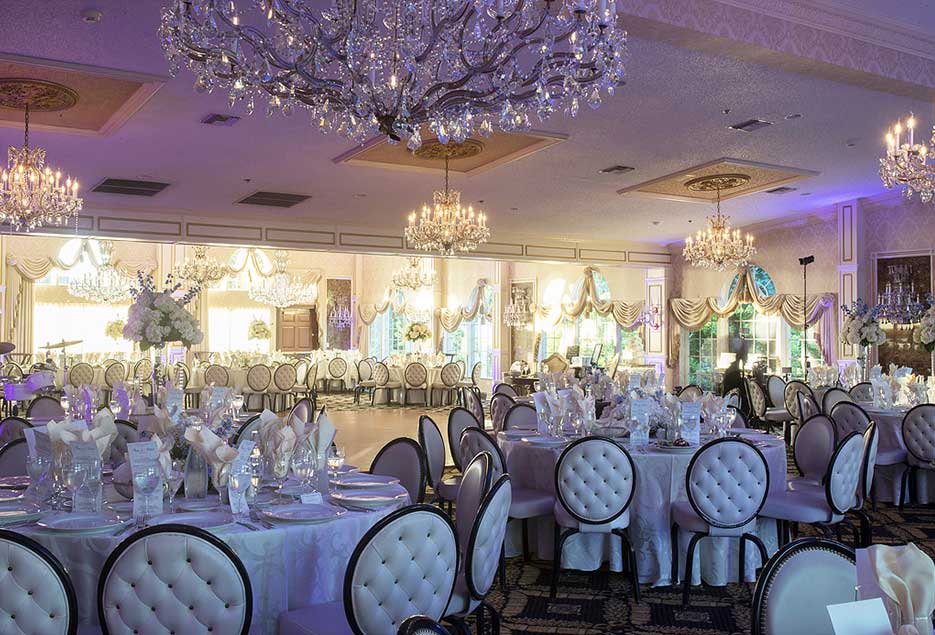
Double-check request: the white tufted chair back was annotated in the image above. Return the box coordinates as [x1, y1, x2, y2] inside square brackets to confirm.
[133, 359, 153, 382]
[372, 362, 391, 386]
[204, 364, 230, 388]
[493, 383, 518, 398]
[746, 380, 766, 418]
[0, 529, 76, 635]
[489, 393, 515, 432]
[784, 381, 812, 420]
[98, 525, 251, 635]
[370, 437, 427, 503]
[26, 396, 66, 421]
[346, 506, 458, 635]
[555, 437, 635, 527]
[821, 387, 853, 415]
[829, 401, 870, 441]
[294, 360, 309, 386]
[357, 359, 373, 382]
[455, 452, 493, 553]
[111, 420, 141, 467]
[860, 423, 878, 505]
[470, 362, 482, 386]
[849, 382, 873, 402]
[824, 433, 864, 515]
[793, 415, 835, 483]
[438, 363, 462, 388]
[0, 439, 28, 476]
[902, 404, 935, 464]
[459, 428, 505, 482]
[462, 388, 484, 424]
[305, 363, 318, 390]
[418, 416, 445, 489]
[245, 364, 271, 392]
[0, 417, 31, 445]
[686, 439, 769, 536]
[797, 391, 819, 422]
[503, 403, 537, 431]
[68, 362, 94, 388]
[404, 363, 428, 388]
[447, 408, 480, 471]
[752, 538, 855, 635]
[679, 385, 703, 402]
[273, 364, 297, 391]
[465, 475, 512, 600]
[766, 375, 785, 408]
[328, 357, 348, 380]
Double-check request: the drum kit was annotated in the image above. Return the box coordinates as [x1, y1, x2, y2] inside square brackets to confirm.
[37, 339, 84, 382]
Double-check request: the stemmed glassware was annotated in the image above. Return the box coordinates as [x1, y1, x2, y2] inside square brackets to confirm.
[271, 453, 292, 502]
[62, 461, 86, 509]
[26, 454, 51, 507]
[163, 459, 185, 513]
[231, 394, 244, 416]
[133, 465, 162, 527]
[227, 463, 251, 520]
[291, 445, 314, 492]
[327, 446, 345, 475]
[108, 399, 121, 418]
[248, 453, 265, 503]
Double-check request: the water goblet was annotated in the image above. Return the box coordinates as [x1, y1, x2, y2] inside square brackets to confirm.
[133, 465, 162, 527]
[163, 459, 185, 513]
[63, 462, 87, 509]
[227, 464, 251, 519]
[231, 394, 245, 414]
[291, 448, 313, 491]
[108, 399, 121, 418]
[327, 446, 345, 475]
[271, 453, 292, 501]
[248, 454, 265, 502]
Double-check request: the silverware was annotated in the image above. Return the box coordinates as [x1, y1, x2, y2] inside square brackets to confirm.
[235, 521, 259, 532]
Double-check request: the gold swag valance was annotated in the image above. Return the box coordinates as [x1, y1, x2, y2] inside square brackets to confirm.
[437, 280, 494, 333]
[357, 288, 408, 326]
[532, 266, 645, 330]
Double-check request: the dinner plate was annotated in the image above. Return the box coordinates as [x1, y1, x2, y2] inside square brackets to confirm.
[331, 473, 400, 488]
[521, 436, 568, 447]
[0, 489, 22, 503]
[0, 508, 43, 526]
[331, 488, 407, 508]
[0, 475, 30, 490]
[328, 464, 360, 476]
[653, 442, 697, 454]
[36, 512, 125, 534]
[177, 495, 221, 512]
[105, 501, 135, 517]
[150, 511, 234, 530]
[499, 429, 532, 439]
[261, 503, 347, 524]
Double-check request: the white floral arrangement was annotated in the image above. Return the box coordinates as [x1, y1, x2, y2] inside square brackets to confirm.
[248, 319, 272, 341]
[841, 299, 886, 348]
[105, 320, 126, 340]
[123, 273, 203, 351]
[913, 296, 935, 353]
[404, 321, 431, 342]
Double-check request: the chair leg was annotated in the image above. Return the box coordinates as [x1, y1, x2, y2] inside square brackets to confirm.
[615, 528, 640, 603]
[521, 518, 530, 561]
[739, 534, 746, 586]
[855, 510, 872, 548]
[670, 523, 679, 586]
[682, 532, 704, 607]
[498, 545, 506, 591]
[476, 601, 486, 635]
[482, 601, 501, 635]
[550, 526, 578, 599]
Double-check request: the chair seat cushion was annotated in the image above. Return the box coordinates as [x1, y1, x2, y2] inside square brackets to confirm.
[444, 574, 481, 618]
[278, 601, 351, 635]
[554, 500, 629, 533]
[876, 448, 907, 466]
[431, 383, 455, 390]
[358, 380, 377, 387]
[436, 476, 461, 501]
[761, 487, 840, 524]
[509, 488, 555, 519]
[765, 407, 793, 422]
[380, 382, 402, 389]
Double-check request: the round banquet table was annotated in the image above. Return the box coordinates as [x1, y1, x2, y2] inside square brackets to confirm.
[189, 366, 249, 391]
[16, 484, 409, 635]
[497, 431, 786, 587]
[860, 404, 935, 504]
[377, 366, 444, 404]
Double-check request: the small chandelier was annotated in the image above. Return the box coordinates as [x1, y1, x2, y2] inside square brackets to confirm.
[328, 302, 352, 330]
[639, 304, 662, 331]
[406, 153, 490, 256]
[67, 241, 133, 303]
[880, 114, 935, 203]
[248, 250, 317, 309]
[682, 174, 756, 271]
[174, 245, 226, 288]
[0, 81, 82, 232]
[877, 264, 925, 324]
[392, 258, 437, 291]
[503, 288, 532, 328]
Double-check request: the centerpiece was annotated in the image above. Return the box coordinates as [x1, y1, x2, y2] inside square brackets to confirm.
[248, 319, 271, 342]
[105, 319, 125, 342]
[404, 321, 432, 352]
[913, 296, 935, 353]
[842, 299, 886, 381]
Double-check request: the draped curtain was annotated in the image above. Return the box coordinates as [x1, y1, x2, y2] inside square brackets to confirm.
[357, 290, 407, 326]
[531, 266, 645, 330]
[438, 280, 495, 333]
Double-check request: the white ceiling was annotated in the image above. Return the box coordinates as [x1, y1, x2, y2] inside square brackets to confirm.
[0, 0, 931, 246]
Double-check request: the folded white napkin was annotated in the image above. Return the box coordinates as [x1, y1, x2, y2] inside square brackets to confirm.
[184, 425, 238, 487]
[48, 411, 117, 459]
[150, 434, 173, 476]
[258, 409, 304, 459]
[147, 405, 176, 437]
[309, 409, 336, 463]
[868, 543, 935, 633]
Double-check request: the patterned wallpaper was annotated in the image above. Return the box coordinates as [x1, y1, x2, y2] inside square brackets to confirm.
[865, 199, 935, 255]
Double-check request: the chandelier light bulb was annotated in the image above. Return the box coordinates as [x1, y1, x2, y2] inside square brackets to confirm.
[880, 112, 935, 202]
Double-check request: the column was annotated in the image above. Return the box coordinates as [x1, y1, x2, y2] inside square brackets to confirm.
[837, 200, 867, 363]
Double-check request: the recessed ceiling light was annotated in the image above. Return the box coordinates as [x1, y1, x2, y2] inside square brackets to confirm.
[599, 165, 635, 175]
[510, 207, 519, 211]
[652, 220, 660, 226]
[800, 192, 812, 196]
[784, 113, 803, 120]
[728, 118, 773, 133]
[845, 139, 858, 148]
[81, 9, 103, 24]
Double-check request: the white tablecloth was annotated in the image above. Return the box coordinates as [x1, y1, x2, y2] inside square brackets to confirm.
[861, 405, 935, 504]
[20, 486, 409, 634]
[498, 432, 786, 586]
[375, 366, 444, 404]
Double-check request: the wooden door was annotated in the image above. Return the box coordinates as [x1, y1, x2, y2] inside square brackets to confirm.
[277, 306, 318, 352]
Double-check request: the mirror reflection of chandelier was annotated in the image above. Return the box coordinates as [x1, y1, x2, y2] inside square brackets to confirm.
[392, 258, 437, 291]
[329, 301, 352, 330]
[682, 174, 756, 271]
[877, 264, 925, 324]
[174, 245, 226, 288]
[67, 240, 132, 303]
[503, 289, 532, 328]
[248, 250, 317, 309]
[880, 114, 935, 203]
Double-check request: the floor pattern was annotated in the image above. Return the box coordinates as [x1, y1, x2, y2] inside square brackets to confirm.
[316, 390, 454, 414]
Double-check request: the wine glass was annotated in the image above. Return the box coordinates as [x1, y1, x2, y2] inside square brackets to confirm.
[231, 394, 245, 415]
[163, 459, 185, 513]
[248, 454, 265, 502]
[227, 464, 251, 519]
[271, 453, 292, 501]
[327, 446, 345, 475]
[291, 446, 313, 491]
[108, 399, 121, 418]
[133, 465, 162, 527]
[63, 462, 86, 509]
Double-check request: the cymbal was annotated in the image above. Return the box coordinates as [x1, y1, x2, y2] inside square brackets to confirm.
[40, 339, 83, 350]
[0, 342, 14, 355]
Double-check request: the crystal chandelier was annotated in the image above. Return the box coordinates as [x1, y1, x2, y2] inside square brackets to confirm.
[0, 90, 82, 232]
[406, 154, 489, 255]
[67, 241, 133, 303]
[682, 174, 756, 271]
[880, 114, 935, 203]
[159, 0, 627, 149]
[877, 264, 925, 324]
[503, 288, 532, 327]
[392, 257, 437, 290]
[174, 245, 227, 288]
[329, 301, 352, 329]
[248, 250, 317, 309]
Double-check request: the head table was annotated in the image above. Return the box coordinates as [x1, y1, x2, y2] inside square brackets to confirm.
[497, 431, 786, 587]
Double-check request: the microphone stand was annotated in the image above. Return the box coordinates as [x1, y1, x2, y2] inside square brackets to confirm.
[799, 255, 815, 379]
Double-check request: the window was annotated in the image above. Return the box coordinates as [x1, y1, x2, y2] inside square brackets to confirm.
[368, 291, 412, 359]
[788, 327, 822, 379]
[728, 303, 780, 370]
[578, 314, 618, 365]
[687, 315, 718, 389]
[726, 265, 776, 299]
[208, 306, 273, 353]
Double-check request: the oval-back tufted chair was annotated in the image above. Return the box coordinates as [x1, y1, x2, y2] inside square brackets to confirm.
[751, 538, 855, 635]
[242, 364, 272, 412]
[447, 408, 480, 472]
[0, 528, 77, 635]
[849, 381, 873, 402]
[397, 615, 452, 635]
[502, 403, 537, 431]
[900, 404, 935, 509]
[353, 359, 375, 404]
[670, 438, 770, 606]
[111, 420, 141, 468]
[784, 380, 812, 421]
[796, 391, 819, 424]
[493, 383, 517, 398]
[766, 376, 785, 408]
[402, 363, 429, 406]
[26, 396, 65, 421]
[430, 363, 462, 407]
[326, 357, 349, 393]
[0, 438, 28, 476]
[552, 436, 640, 601]
[370, 437, 427, 504]
[459, 428, 506, 482]
[746, 380, 768, 430]
[370, 362, 402, 406]
[850, 423, 879, 547]
[97, 524, 252, 635]
[790, 415, 836, 487]
[454, 452, 493, 557]
[678, 384, 704, 402]
[103, 362, 127, 403]
[446, 474, 513, 632]
[829, 401, 870, 441]
[821, 387, 852, 415]
[764, 376, 793, 439]
[271, 363, 298, 411]
[278, 505, 459, 635]
[68, 362, 94, 388]
[133, 359, 153, 384]
[0, 416, 31, 446]
[204, 364, 230, 389]
[230, 415, 261, 448]
[461, 388, 484, 425]
[489, 393, 515, 432]
[418, 415, 447, 506]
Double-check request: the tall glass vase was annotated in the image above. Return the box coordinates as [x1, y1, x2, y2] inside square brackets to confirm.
[150, 345, 167, 407]
[858, 344, 870, 382]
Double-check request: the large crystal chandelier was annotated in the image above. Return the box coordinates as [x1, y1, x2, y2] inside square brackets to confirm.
[0, 82, 82, 232]
[248, 250, 317, 308]
[174, 245, 227, 287]
[392, 257, 436, 290]
[682, 174, 756, 271]
[67, 241, 133, 303]
[503, 288, 532, 327]
[880, 114, 935, 203]
[406, 154, 489, 255]
[877, 264, 925, 324]
[159, 0, 628, 149]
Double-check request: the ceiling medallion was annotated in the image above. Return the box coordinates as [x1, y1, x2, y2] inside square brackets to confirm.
[405, 144, 490, 256]
[160, 0, 628, 150]
[0, 79, 82, 232]
[682, 174, 756, 271]
[880, 114, 935, 203]
[412, 139, 484, 162]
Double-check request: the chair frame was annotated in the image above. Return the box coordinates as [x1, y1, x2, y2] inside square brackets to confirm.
[353, 359, 375, 404]
[230, 414, 261, 447]
[821, 387, 852, 415]
[447, 407, 481, 472]
[678, 384, 703, 400]
[0, 415, 32, 445]
[325, 357, 349, 393]
[899, 404, 935, 510]
[849, 381, 873, 402]
[369, 436, 428, 504]
[502, 402, 537, 431]
[25, 395, 65, 420]
[97, 524, 252, 635]
[398, 615, 452, 635]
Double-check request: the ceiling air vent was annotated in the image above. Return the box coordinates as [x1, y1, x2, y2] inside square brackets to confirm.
[728, 118, 773, 133]
[599, 165, 635, 174]
[91, 178, 169, 197]
[765, 186, 797, 194]
[201, 113, 241, 127]
[237, 191, 311, 208]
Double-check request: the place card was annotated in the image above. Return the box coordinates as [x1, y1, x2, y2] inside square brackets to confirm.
[24, 427, 51, 459]
[68, 440, 100, 465]
[681, 401, 702, 444]
[629, 374, 642, 389]
[827, 598, 894, 635]
[68, 440, 101, 512]
[300, 492, 323, 505]
[229, 441, 254, 515]
[629, 399, 652, 448]
[127, 440, 164, 520]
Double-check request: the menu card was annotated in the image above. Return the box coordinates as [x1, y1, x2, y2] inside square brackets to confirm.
[127, 440, 164, 520]
[827, 599, 894, 635]
[680, 401, 702, 444]
[229, 440, 254, 515]
[68, 440, 101, 512]
[630, 399, 652, 447]
[629, 374, 642, 389]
